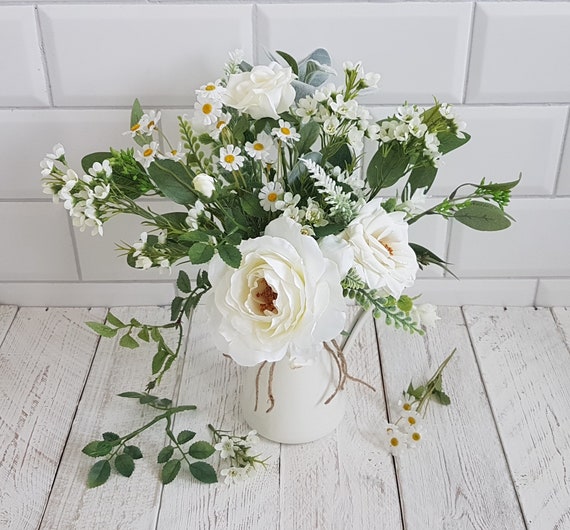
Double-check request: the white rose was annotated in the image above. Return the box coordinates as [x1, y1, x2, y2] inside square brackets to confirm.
[193, 173, 215, 198]
[341, 198, 418, 298]
[204, 217, 346, 366]
[222, 62, 296, 120]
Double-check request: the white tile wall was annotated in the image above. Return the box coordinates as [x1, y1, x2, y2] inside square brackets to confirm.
[39, 5, 253, 106]
[0, 202, 78, 281]
[447, 198, 570, 277]
[257, 3, 472, 105]
[0, 6, 49, 106]
[468, 2, 570, 103]
[434, 106, 568, 196]
[0, 1, 569, 306]
[0, 109, 131, 199]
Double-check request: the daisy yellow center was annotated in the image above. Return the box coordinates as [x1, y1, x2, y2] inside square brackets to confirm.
[202, 103, 213, 115]
[148, 120, 155, 129]
[281, 127, 291, 136]
[390, 437, 399, 447]
[267, 192, 278, 202]
[131, 123, 141, 132]
[412, 432, 421, 441]
[224, 154, 235, 164]
[253, 143, 264, 151]
[403, 403, 412, 411]
[253, 278, 278, 314]
[216, 120, 226, 129]
[205, 84, 216, 91]
[171, 150, 177, 156]
[143, 148, 153, 157]
[407, 416, 416, 425]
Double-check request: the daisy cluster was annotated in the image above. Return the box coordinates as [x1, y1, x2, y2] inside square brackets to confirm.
[212, 429, 267, 485]
[41, 144, 112, 236]
[383, 394, 425, 456]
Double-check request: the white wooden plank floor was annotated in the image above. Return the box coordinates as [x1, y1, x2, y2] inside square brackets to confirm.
[1, 305, 569, 530]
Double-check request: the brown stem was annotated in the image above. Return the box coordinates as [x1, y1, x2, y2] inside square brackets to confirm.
[266, 362, 276, 413]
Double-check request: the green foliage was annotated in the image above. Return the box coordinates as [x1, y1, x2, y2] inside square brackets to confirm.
[453, 201, 511, 231]
[147, 159, 197, 206]
[188, 242, 215, 264]
[218, 244, 242, 268]
[367, 142, 409, 192]
[189, 462, 217, 484]
[87, 460, 111, 488]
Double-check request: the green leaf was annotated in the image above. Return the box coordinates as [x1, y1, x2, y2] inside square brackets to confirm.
[81, 152, 112, 175]
[188, 242, 214, 264]
[115, 453, 135, 478]
[157, 446, 175, 464]
[102, 432, 120, 442]
[231, 115, 250, 141]
[313, 223, 346, 238]
[397, 296, 413, 313]
[147, 159, 197, 205]
[188, 441, 216, 460]
[161, 459, 181, 485]
[118, 391, 147, 400]
[137, 327, 150, 342]
[196, 270, 210, 290]
[454, 201, 511, 231]
[218, 244, 242, 269]
[138, 394, 159, 404]
[119, 333, 139, 349]
[179, 230, 210, 243]
[130, 318, 142, 327]
[240, 193, 265, 217]
[177, 270, 192, 293]
[367, 143, 409, 190]
[82, 441, 114, 458]
[87, 460, 111, 488]
[124, 445, 143, 460]
[150, 327, 161, 342]
[154, 398, 172, 409]
[433, 389, 451, 406]
[170, 297, 184, 322]
[296, 121, 320, 154]
[409, 243, 457, 278]
[177, 430, 196, 445]
[152, 348, 168, 375]
[189, 462, 218, 484]
[106, 311, 125, 328]
[437, 131, 471, 155]
[275, 50, 299, 76]
[86, 322, 117, 338]
[478, 173, 522, 192]
[130, 98, 144, 129]
[406, 164, 438, 196]
[327, 143, 352, 170]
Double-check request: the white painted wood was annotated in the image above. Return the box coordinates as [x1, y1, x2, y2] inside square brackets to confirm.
[464, 306, 570, 530]
[377, 307, 525, 529]
[0, 307, 106, 530]
[0, 306, 17, 343]
[280, 308, 403, 530]
[156, 306, 281, 530]
[552, 307, 570, 346]
[40, 307, 182, 530]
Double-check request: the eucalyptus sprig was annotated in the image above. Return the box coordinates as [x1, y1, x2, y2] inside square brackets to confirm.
[82, 392, 217, 488]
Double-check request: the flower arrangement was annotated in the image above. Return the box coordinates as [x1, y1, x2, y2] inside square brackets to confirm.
[41, 49, 519, 486]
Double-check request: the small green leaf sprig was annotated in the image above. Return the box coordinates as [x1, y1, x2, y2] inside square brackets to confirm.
[82, 392, 217, 487]
[209, 425, 269, 485]
[341, 268, 424, 334]
[382, 349, 455, 456]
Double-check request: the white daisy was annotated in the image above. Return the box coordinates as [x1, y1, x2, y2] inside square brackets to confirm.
[125, 115, 149, 137]
[158, 142, 186, 162]
[406, 426, 424, 449]
[272, 120, 300, 144]
[134, 141, 159, 169]
[383, 423, 407, 456]
[196, 80, 226, 101]
[258, 181, 284, 212]
[139, 110, 161, 134]
[194, 97, 223, 126]
[397, 394, 416, 414]
[401, 410, 421, 431]
[219, 145, 245, 171]
[245, 132, 278, 163]
[209, 113, 231, 140]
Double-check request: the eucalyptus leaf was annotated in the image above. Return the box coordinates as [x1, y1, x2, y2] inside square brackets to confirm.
[406, 164, 437, 196]
[478, 173, 522, 192]
[437, 131, 471, 155]
[118, 391, 148, 400]
[189, 462, 218, 484]
[87, 460, 111, 488]
[148, 160, 197, 205]
[296, 121, 320, 155]
[179, 231, 210, 243]
[161, 459, 181, 485]
[130, 98, 144, 129]
[433, 389, 451, 406]
[454, 201, 511, 231]
[115, 453, 135, 478]
[275, 50, 299, 76]
[367, 143, 408, 190]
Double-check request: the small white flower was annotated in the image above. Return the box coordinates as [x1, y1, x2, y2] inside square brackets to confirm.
[186, 200, 205, 230]
[134, 141, 159, 169]
[125, 115, 149, 137]
[400, 186, 428, 215]
[295, 96, 319, 124]
[406, 426, 424, 449]
[408, 116, 427, 138]
[194, 97, 223, 126]
[196, 81, 226, 101]
[330, 94, 359, 120]
[394, 123, 410, 143]
[397, 105, 421, 123]
[323, 116, 340, 136]
[244, 430, 260, 448]
[135, 256, 153, 270]
[40, 158, 54, 177]
[398, 394, 416, 414]
[215, 436, 236, 459]
[363, 72, 381, 89]
[219, 145, 245, 171]
[313, 83, 336, 103]
[258, 181, 284, 212]
[158, 143, 186, 162]
[383, 424, 407, 456]
[366, 123, 381, 141]
[272, 119, 300, 144]
[132, 232, 148, 257]
[348, 128, 365, 151]
[157, 230, 167, 245]
[90, 183, 110, 200]
[411, 303, 440, 328]
[304, 198, 328, 227]
[245, 132, 278, 164]
[378, 120, 398, 143]
[46, 143, 65, 161]
[401, 410, 421, 431]
[193, 173, 216, 198]
[220, 466, 246, 485]
[276, 192, 301, 220]
[209, 113, 231, 140]
[139, 110, 161, 134]
[89, 160, 112, 178]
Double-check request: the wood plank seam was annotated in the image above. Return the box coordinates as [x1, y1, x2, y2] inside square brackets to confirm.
[550, 307, 570, 352]
[373, 318, 407, 530]
[0, 305, 19, 351]
[36, 307, 108, 530]
[460, 307, 529, 529]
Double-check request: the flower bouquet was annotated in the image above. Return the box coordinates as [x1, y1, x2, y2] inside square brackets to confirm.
[41, 49, 519, 485]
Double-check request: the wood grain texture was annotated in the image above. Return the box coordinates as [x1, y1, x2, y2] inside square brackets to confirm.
[0, 307, 106, 530]
[0, 306, 17, 344]
[280, 308, 403, 530]
[377, 306, 525, 530]
[40, 307, 182, 530]
[156, 305, 281, 530]
[465, 306, 570, 530]
[552, 307, 570, 347]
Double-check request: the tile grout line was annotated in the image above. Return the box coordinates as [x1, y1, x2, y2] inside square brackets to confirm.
[34, 5, 54, 107]
[65, 214, 84, 281]
[459, 306, 530, 530]
[252, 3, 259, 65]
[460, 1, 477, 105]
[551, 105, 570, 197]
